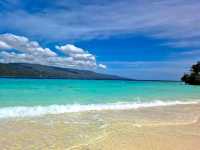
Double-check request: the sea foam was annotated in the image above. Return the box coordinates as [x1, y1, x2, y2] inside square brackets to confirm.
[0, 101, 198, 118]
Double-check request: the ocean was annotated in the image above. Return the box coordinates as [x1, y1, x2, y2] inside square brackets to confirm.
[0, 79, 200, 118]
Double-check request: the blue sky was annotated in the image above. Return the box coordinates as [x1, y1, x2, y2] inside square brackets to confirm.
[0, 0, 200, 80]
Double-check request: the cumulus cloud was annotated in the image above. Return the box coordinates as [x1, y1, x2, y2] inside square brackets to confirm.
[0, 33, 106, 69]
[55, 44, 84, 54]
[0, 41, 11, 49]
[0, 33, 56, 57]
[56, 44, 96, 62]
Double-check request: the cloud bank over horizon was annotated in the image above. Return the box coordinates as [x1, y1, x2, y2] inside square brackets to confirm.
[0, 33, 106, 69]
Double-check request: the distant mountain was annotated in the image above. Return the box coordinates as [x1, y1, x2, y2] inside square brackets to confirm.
[0, 63, 131, 80]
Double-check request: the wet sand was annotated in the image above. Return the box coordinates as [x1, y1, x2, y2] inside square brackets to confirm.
[0, 103, 200, 150]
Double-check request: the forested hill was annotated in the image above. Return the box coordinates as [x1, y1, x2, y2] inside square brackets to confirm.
[0, 63, 130, 80]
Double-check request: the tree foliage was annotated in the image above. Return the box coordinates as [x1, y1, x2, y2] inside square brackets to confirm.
[181, 61, 200, 85]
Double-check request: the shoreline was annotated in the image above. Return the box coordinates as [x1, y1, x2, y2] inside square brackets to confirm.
[0, 101, 199, 119]
[0, 103, 200, 149]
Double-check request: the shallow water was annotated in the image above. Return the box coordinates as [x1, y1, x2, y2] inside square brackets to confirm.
[0, 79, 200, 118]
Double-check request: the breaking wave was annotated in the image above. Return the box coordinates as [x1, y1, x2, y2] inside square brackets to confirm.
[0, 101, 199, 118]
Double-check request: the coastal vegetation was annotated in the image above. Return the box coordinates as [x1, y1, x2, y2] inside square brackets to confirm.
[181, 61, 200, 85]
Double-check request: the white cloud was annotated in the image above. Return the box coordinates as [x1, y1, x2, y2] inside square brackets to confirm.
[0, 33, 56, 57]
[99, 64, 107, 69]
[55, 44, 98, 66]
[0, 41, 11, 49]
[55, 44, 84, 54]
[0, 51, 35, 63]
[0, 33, 106, 69]
[1, 0, 200, 50]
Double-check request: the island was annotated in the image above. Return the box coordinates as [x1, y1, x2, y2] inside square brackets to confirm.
[0, 63, 130, 80]
[181, 61, 200, 85]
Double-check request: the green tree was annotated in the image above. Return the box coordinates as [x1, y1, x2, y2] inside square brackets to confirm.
[191, 61, 200, 74]
[181, 61, 200, 85]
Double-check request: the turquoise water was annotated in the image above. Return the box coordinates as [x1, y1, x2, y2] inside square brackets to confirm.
[1, 79, 200, 106]
[0, 79, 200, 118]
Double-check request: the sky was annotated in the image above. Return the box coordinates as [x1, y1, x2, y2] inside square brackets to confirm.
[0, 0, 200, 80]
